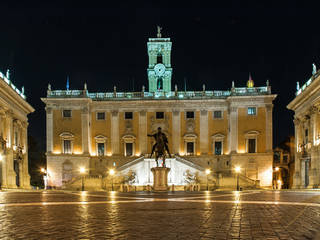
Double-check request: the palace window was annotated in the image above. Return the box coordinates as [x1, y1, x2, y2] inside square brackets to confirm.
[63, 110, 72, 118]
[97, 143, 105, 156]
[186, 142, 194, 155]
[184, 134, 197, 156]
[215, 141, 222, 155]
[213, 111, 222, 119]
[94, 135, 107, 156]
[211, 133, 225, 155]
[14, 131, 18, 147]
[156, 112, 164, 119]
[60, 132, 74, 154]
[157, 54, 162, 64]
[248, 139, 256, 153]
[63, 140, 72, 154]
[122, 135, 136, 157]
[125, 112, 133, 119]
[247, 107, 256, 116]
[96, 112, 105, 120]
[125, 143, 133, 156]
[186, 111, 194, 119]
[245, 131, 259, 154]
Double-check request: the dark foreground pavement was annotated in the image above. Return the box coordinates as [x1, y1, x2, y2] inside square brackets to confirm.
[0, 190, 320, 239]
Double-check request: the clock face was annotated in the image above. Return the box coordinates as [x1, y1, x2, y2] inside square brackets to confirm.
[154, 63, 165, 76]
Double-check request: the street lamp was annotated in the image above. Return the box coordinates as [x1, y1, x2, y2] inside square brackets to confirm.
[40, 168, 48, 190]
[205, 169, 211, 191]
[79, 167, 86, 191]
[109, 169, 115, 191]
[235, 166, 241, 191]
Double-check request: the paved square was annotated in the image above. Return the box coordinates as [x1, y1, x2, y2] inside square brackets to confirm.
[0, 190, 320, 239]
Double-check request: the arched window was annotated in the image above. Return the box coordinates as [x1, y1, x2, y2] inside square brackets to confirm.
[157, 54, 162, 63]
[157, 77, 163, 90]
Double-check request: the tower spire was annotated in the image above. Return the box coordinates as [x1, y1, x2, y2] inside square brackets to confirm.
[247, 72, 254, 88]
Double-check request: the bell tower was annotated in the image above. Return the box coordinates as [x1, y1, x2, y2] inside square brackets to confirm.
[147, 26, 172, 92]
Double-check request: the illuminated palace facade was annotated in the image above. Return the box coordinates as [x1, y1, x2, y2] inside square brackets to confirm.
[42, 31, 276, 188]
[288, 68, 320, 188]
[0, 70, 34, 189]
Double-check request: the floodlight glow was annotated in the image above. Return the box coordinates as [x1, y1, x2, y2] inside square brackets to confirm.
[235, 166, 241, 173]
[205, 169, 211, 175]
[109, 169, 115, 175]
[79, 167, 86, 174]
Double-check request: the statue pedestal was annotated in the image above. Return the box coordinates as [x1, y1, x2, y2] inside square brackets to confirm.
[151, 167, 170, 192]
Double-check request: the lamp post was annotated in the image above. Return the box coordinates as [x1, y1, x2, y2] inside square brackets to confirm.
[235, 166, 241, 191]
[79, 167, 86, 191]
[40, 167, 48, 190]
[109, 169, 115, 191]
[205, 169, 211, 191]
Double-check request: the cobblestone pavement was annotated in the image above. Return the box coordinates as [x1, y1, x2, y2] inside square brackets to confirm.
[0, 190, 320, 239]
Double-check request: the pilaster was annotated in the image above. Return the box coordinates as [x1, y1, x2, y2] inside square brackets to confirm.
[265, 104, 273, 152]
[111, 110, 120, 155]
[81, 107, 90, 154]
[139, 110, 147, 155]
[229, 107, 238, 154]
[293, 117, 301, 188]
[199, 110, 208, 154]
[172, 110, 180, 154]
[46, 107, 53, 153]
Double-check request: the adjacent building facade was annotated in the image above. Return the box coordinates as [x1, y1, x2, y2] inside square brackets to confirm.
[0, 70, 34, 189]
[288, 70, 320, 188]
[42, 30, 276, 189]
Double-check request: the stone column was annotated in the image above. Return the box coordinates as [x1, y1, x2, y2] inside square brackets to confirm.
[5, 112, 17, 188]
[200, 110, 208, 155]
[139, 110, 147, 155]
[172, 110, 181, 155]
[293, 118, 301, 188]
[309, 107, 318, 188]
[111, 110, 120, 155]
[46, 107, 53, 154]
[81, 107, 90, 155]
[228, 107, 238, 154]
[265, 104, 273, 152]
[20, 122, 30, 189]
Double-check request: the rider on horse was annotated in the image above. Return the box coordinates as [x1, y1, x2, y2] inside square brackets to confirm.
[147, 127, 171, 167]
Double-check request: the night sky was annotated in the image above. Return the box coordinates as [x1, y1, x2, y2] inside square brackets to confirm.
[1, 1, 320, 150]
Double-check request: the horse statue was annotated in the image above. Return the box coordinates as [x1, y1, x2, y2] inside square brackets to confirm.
[147, 127, 171, 167]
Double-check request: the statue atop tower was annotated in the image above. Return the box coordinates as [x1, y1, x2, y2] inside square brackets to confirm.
[147, 27, 172, 93]
[157, 26, 162, 38]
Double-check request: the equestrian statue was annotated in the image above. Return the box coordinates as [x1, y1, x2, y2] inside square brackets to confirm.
[147, 127, 171, 167]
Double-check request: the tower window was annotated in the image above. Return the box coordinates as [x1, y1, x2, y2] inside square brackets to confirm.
[125, 112, 133, 119]
[157, 54, 162, 64]
[156, 112, 164, 119]
[157, 77, 163, 90]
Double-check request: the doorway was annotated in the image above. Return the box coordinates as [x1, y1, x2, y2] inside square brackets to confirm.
[305, 159, 310, 187]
